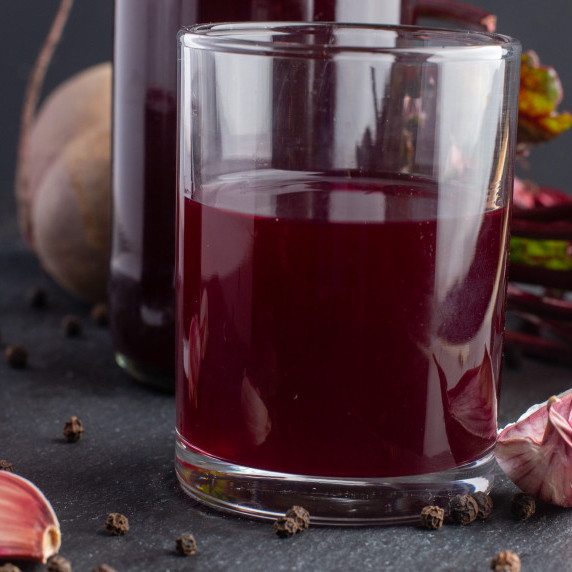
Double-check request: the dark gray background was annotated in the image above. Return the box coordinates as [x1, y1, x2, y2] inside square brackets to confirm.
[1, 4, 571, 570]
[1, 0, 571, 235]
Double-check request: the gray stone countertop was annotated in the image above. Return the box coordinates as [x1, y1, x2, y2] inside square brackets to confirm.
[1, 238, 571, 572]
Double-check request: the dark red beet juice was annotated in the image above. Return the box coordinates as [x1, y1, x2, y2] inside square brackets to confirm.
[176, 171, 509, 478]
[111, 0, 412, 387]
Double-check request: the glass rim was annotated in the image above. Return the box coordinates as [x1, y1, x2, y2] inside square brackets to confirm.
[178, 22, 521, 60]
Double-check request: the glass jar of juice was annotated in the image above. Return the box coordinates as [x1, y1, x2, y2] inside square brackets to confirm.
[111, 0, 423, 390]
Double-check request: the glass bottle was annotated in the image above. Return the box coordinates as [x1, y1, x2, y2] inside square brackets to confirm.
[110, 0, 415, 389]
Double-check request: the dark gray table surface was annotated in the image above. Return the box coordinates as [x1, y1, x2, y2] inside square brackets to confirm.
[1, 236, 571, 572]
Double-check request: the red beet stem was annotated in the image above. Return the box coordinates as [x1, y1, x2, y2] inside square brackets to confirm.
[15, 0, 75, 245]
[414, 0, 496, 31]
[513, 203, 572, 223]
[505, 330, 572, 365]
[510, 309, 572, 345]
[511, 218, 572, 240]
[508, 284, 572, 321]
[510, 264, 572, 290]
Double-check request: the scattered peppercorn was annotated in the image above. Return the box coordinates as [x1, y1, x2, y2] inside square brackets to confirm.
[472, 492, 494, 520]
[63, 416, 84, 443]
[419, 505, 444, 530]
[5, 345, 28, 369]
[26, 286, 47, 309]
[90, 303, 109, 327]
[285, 505, 311, 531]
[0, 564, 22, 572]
[175, 533, 197, 556]
[448, 494, 479, 525]
[47, 555, 72, 572]
[105, 512, 130, 535]
[274, 516, 299, 538]
[490, 550, 521, 572]
[510, 492, 535, 520]
[91, 566, 117, 572]
[61, 315, 83, 337]
[0, 460, 14, 472]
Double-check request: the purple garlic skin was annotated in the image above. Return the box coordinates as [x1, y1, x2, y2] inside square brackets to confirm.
[0, 471, 61, 562]
[496, 390, 572, 507]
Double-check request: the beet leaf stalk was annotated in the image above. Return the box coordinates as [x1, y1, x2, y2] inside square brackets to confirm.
[505, 330, 572, 366]
[15, 0, 75, 244]
[414, 0, 496, 31]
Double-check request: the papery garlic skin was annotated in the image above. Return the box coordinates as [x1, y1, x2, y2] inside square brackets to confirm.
[496, 389, 572, 507]
[0, 471, 61, 563]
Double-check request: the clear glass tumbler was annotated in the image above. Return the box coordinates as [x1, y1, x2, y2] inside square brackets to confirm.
[176, 22, 521, 524]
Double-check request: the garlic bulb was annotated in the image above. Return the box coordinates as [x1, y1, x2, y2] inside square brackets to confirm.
[496, 389, 572, 506]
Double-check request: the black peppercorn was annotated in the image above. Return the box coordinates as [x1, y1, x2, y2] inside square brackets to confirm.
[63, 416, 84, 442]
[285, 505, 311, 531]
[419, 505, 444, 530]
[91, 565, 117, 572]
[26, 286, 47, 309]
[0, 564, 22, 572]
[0, 460, 14, 472]
[448, 494, 479, 525]
[47, 555, 72, 572]
[176, 533, 197, 556]
[274, 516, 299, 538]
[61, 315, 82, 337]
[90, 303, 109, 326]
[105, 512, 129, 535]
[5, 345, 28, 369]
[490, 550, 521, 572]
[511, 492, 535, 520]
[472, 492, 494, 520]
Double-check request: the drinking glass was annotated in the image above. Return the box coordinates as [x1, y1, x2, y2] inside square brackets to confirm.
[176, 22, 521, 524]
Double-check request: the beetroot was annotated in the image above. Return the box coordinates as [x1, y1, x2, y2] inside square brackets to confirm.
[15, 0, 111, 302]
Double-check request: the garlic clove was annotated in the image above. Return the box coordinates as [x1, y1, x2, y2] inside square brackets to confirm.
[496, 388, 572, 506]
[441, 350, 498, 440]
[434, 349, 498, 463]
[0, 471, 61, 563]
[241, 373, 272, 447]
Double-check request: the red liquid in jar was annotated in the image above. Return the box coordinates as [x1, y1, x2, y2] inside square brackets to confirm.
[111, 0, 413, 376]
[176, 171, 509, 478]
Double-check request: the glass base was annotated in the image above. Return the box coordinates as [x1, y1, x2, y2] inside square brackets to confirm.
[175, 433, 496, 525]
[115, 352, 174, 392]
